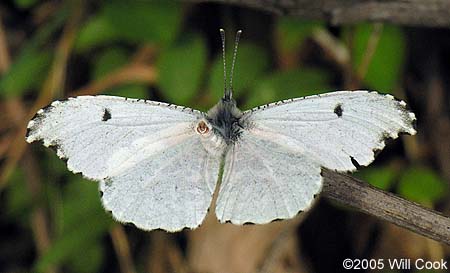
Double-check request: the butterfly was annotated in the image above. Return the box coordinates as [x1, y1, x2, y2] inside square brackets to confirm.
[26, 30, 416, 232]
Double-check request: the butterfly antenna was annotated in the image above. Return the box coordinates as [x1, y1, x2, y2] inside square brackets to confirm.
[228, 30, 242, 100]
[220, 29, 229, 100]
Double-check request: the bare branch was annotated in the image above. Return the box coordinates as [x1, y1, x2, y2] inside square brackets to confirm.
[187, 0, 450, 27]
[321, 169, 450, 245]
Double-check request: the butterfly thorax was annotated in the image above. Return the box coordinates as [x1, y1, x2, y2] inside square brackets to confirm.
[206, 97, 244, 144]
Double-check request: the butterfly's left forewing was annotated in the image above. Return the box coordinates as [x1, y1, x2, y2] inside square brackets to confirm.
[27, 96, 222, 231]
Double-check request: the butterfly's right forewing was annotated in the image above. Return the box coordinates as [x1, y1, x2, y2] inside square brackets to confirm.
[27, 96, 222, 231]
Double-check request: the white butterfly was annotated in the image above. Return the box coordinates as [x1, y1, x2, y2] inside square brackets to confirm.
[26, 30, 416, 232]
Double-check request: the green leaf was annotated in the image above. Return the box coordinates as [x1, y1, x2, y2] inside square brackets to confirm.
[245, 68, 333, 109]
[5, 168, 32, 225]
[91, 48, 148, 98]
[276, 17, 323, 52]
[157, 34, 207, 105]
[92, 47, 129, 80]
[34, 177, 112, 272]
[76, 1, 181, 51]
[65, 239, 104, 273]
[105, 84, 148, 99]
[209, 43, 270, 103]
[61, 176, 112, 233]
[352, 24, 406, 93]
[398, 167, 448, 206]
[34, 221, 108, 273]
[75, 14, 120, 52]
[355, 166, 397, 190]
[14, 0, 38, 9]
[0, 50, 52, 98]
[103, 1, 181, 45]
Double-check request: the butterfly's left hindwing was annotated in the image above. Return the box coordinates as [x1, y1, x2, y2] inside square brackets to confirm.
[27, 95, 222, 231]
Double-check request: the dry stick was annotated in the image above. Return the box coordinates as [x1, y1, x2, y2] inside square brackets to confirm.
[356, 23, 383, 81]
[186, 0, 450, 28]
[0, 16, 10, 72]
[71, 64, 157, 96]
[321, 169, 450, 245]
[110, 225, 137, 273]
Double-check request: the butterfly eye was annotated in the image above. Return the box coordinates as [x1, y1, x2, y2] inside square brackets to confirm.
[196, 120, 210, 135]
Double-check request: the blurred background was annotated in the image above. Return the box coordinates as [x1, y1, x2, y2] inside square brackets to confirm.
[1, 0, 450, 272]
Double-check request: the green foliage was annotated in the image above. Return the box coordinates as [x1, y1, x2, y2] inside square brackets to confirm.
[209, 43, 270, 102]
[3, 3, 447, 272]
[158, 34, 207, 105]
[34, 176, 113, 273]
[75, 1, 181, 52]
[276, 17, 323, 52]
[14, 0, 38, 9]
[245, 68, 332, 109]
[351, 24, 406, 93]
[92, 47, 129, 79]
[355, 166, 397, 190]
[91, 47, 148, 98]
[75, 14, 121, 53]
[104, 1, 181, 45]
[5, 169, 32, 226]
[0, 50, 52, 98]
[398, 167, 448, 206]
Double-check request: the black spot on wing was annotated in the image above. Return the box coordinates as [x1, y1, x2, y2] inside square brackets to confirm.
[125, 222, 137, 228]
[378, 132, 394, 147]
[334, 104, 343, 117]
[102, 108, 111, 121]
[296, 209, 304, 216]
[25, 127, 32, 138]
[104, 177, 113, 187]
[350, 156, 361, 169]
[412, 117, 418, 130]
[41, 103, 55, 114]
[269, 218, 283, 223]
[243, 222, 255, 226]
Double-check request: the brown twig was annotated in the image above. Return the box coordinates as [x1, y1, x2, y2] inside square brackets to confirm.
[22, 151, 58, 273]
[322, 169, 450, 245]
[110, 225, 136, 273]
[186, 0, 450, 28]
[0, 15, 11, 73]
[70, 64, 157, 96]
[311, 28, 350, 71]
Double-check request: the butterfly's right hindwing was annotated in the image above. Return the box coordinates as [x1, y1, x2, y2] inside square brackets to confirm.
[215, 130, 322, 224]
[27, 96, 222, 231]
